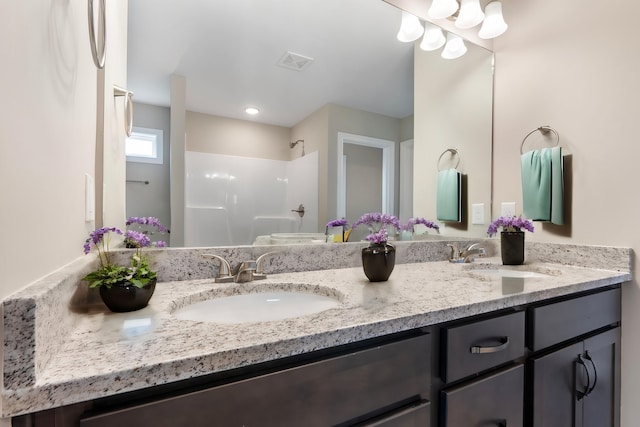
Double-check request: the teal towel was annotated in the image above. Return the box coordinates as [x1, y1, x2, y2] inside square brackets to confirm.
[521, 147, 564, 224]
[437, 169, 461, 222]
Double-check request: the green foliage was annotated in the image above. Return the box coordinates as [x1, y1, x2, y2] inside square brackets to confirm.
[82, 255, 157, 289]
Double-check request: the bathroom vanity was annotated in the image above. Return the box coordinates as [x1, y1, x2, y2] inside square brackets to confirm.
[2, 242, 630, 426]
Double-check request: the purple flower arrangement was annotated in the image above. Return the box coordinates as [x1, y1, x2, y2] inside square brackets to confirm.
[401, 217, 440, 233]
[487, 216, 534, 237]
[125, 216, 169, 248]
[82, 217, 169, 289]
[352, 212, 401, 245]
[325, 218, 350, 243]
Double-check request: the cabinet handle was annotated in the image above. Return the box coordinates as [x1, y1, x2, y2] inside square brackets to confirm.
[576, 354, 591, 400]
[584, 352, 598, 396]
[88, 0, 106, 69]
[470, 336, 509, 354]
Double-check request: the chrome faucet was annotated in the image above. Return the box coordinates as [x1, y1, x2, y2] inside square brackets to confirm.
[202, 254, 235, 283]
[232, 252, 278, 283]
[203, 252, 278, 283]
[447, 243, 486, 263]
[461, 243, 487, 262]
[233, 261, 258, 283]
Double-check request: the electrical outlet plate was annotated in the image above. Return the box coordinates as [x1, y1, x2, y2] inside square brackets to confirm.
[501, 202, 516, 217]
[471, 203, 485, 225]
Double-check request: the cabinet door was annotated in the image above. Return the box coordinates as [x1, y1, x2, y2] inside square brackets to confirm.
[529, 341, 584, 427]
[361, 401, 431, 427]
[80, 333, 430, 427]
[441, 364, 524, 427]
[582, 328, 620, 427]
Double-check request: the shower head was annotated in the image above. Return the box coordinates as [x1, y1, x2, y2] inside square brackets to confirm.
[289, 139, 305, 157]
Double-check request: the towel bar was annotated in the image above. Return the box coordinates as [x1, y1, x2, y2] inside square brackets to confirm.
[437, 148, 461, 171]
[520, 126, 559, 154]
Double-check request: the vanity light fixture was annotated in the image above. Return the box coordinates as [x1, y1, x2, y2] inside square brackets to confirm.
[441, 33, 467, 59]
[455, 0, 485, 29]
[478, 1, 508, 39]
[396, 11, 424, 42]
[396, 0, 508, 52]
[245, 107, 260, 115]
[420, 22, 446, 51]
[428, 0, 459, 20]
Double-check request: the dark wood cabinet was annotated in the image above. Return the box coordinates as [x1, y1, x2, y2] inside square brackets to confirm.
[441, 364, 524, 427]
[77, 332, 431, 427]
[528, 327, 620, 427]
[527, 287, 621, 427]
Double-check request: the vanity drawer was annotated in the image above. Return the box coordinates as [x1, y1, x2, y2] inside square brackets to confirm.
[441, 311, 525, 383]
[80, 333, 431, 427]
[441, 364, 524, 427]
[527, 287, 621, 351]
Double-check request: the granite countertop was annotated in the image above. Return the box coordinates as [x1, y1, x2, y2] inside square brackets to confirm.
[0, 255, 630, 417]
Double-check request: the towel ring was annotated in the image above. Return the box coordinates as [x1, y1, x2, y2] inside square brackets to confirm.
[437, 148, 460, 171]
[520, 126, 559, 154]
[114, 85, 134, 137]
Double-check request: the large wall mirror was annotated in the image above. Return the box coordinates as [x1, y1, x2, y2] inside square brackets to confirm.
[126, 0, 493, 247]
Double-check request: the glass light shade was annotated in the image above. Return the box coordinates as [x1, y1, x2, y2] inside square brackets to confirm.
[420, 22, 446, 51]
[441, 33, 467, 59]
[428, 0, 459, 20]
[397, 11, 424, 42]
[455, 0, 485, 29]
[479, 1, 508, 39]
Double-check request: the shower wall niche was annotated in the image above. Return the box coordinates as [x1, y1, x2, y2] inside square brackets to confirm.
[185, 151, 319, 246]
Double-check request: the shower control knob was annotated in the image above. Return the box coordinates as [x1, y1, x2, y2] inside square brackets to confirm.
[291, 204, 305, 217]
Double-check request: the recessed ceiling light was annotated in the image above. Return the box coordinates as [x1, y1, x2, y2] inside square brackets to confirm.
[245, 107, 260, 115]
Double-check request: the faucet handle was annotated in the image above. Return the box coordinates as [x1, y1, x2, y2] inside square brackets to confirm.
[447, 244, 460, 261]
[202, 254, 234, 283]
[254, 251, 278, 280]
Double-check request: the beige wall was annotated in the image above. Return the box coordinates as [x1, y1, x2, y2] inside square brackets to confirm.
[186, 112, 291, 160]
[493, 0, 640, 424]
[0, 0, 127, 301]
[413, 42, 493, 236]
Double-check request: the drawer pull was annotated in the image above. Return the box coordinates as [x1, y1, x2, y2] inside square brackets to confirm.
[470, 337, 510, 354]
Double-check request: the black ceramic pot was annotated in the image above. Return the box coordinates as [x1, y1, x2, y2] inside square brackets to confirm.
[361, 243, 396, 282]
[99, 279, 156, 312]
[501, 231, 525, 265]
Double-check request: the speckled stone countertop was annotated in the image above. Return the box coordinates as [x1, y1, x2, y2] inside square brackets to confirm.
[0, 241, 632, 417]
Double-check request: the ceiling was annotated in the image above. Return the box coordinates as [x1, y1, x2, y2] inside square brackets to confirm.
[127, 0, 414, 127]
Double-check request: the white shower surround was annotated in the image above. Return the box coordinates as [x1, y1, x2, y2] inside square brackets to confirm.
[184, 151, 319, 246]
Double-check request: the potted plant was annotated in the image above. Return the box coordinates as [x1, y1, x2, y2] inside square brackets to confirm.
[487, 216, 534, 265]
[83, 217, 168, 312]
[352, 213, 401, 282]
[325, 218, 351, 243]
[401, 217, 440, 240]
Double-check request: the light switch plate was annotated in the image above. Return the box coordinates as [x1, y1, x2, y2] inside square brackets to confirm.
[501, 202, 516, 217]
[472, 203, 485, 225]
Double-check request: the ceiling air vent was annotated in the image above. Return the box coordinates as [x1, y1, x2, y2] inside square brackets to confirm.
[277, 51, 314, 71]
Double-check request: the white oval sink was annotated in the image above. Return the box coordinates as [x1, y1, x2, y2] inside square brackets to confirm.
[173, 291, 340, 324]
[468, 269, 549, 278]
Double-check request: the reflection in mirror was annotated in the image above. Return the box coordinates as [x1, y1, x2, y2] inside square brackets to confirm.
[125, 0, 493, 247]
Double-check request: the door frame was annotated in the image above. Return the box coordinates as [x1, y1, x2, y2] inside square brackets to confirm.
[336, 132, 395, 219]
